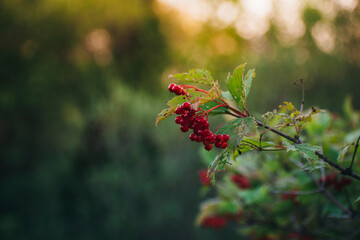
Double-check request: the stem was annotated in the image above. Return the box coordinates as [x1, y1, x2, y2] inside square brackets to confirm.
[349, 136, 360, 170]
[179, 84, 209, 94]
[227, 110, 360, 182]
[205, 104, 227, 114]
[255, 119, 301, 144]
[290, 158, 360, 222]
[271, 189, 321, 195]
[315, 151, 360, 181]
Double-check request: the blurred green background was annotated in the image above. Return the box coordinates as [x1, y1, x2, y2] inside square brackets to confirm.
[0, 0, 359, 239]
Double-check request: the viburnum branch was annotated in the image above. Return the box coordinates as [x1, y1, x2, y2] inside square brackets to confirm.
[290, 158, 360, 222]
[315, 151, 360, 181]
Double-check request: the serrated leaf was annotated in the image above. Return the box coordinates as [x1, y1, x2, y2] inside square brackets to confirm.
[170, 69, 214, 86]
[155, 108, 175, 127]
[244, 68, 255, 99]
[208, 150, 231, 184]
[221, 91, 234, 101]
[226, 64, 246, 110]
[283, 142, 321, 161]
[217, 117, 257, 150]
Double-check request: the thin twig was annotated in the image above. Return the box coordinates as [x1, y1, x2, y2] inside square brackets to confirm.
[225, 105, 360, 182]
[270, 189, 321, 195]
[294, 79, 305, 114]
[349, 136, 360, 170]
[289, 158, 358, 220]
[315, 151, 360, 181]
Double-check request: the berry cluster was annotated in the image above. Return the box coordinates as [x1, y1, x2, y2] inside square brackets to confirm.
[230, 174, 251, 189]
[318, 173, 352, 191]
[201, 211, 243, 229]
[174, 102, 229, 151]
[168, 83, 187, 95]
[280, 189, 298, 202]
[201, 216, 227, 229]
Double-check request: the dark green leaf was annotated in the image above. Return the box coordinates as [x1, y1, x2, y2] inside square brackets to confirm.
[244, 68, 255, 99]
[283, 142, 321, 161]
[226, 64, 246, 110]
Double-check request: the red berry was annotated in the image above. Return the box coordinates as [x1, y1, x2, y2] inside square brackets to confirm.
[189, 133, 196, 141]
[220, 142, 227, 148]
[230, 174, 251, 189]
[223, 134, 230, 142]
[182, 102, 191, 110]
[204, 143, 213, 151]
[168, 83, 176, 92]
[180, 125, 189, 132]
[216, 134, 224, 143]
[175, 116, 182, 124]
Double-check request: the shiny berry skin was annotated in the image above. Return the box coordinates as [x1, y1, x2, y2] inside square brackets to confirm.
[180, 125, 189, 132]
[168, 83, 176, 91]
[175, 116, 182, 124]
[189, 133, 196, 141]
[204, 143, 213, 151]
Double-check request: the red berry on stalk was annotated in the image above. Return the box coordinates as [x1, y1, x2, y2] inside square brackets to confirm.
[230, 174, 251, 189]
[223, 134, 230, 142]
[204, 143, 213, 151]
[168, 83, 176, 92]
[180, 125, 189, 132]
[189, 133, 196, 141]
[175, 116, 182, 124]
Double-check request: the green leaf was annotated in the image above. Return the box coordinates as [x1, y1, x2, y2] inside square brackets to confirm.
[216, 117, 257, 150]
[155, 108, 175, 127]
[221, 91, 234, 101]
[199, 101, 227, 115]
[169, 69, 214, 86]
[209, 150, 231, 184]
[283, 142, 321, 161]
[238, 185, 269, 205]
[226, 64, 246, 110]
[244, 68, 255, 99]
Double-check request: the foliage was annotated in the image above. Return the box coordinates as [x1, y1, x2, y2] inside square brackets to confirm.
[158, 64, 360, 239]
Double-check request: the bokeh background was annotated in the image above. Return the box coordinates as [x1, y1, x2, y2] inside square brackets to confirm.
[1, 0, 359, 239]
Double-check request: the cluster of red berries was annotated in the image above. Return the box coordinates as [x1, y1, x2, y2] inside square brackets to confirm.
[280, 191, 298, 201]
[230, 174, 251, 189]
[201, 216, 227, 229]
[318, 173, 352, 191]
[174, 102, 229, 151]
[168, 83, 187, 95]
[201, 211, 243, 229]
